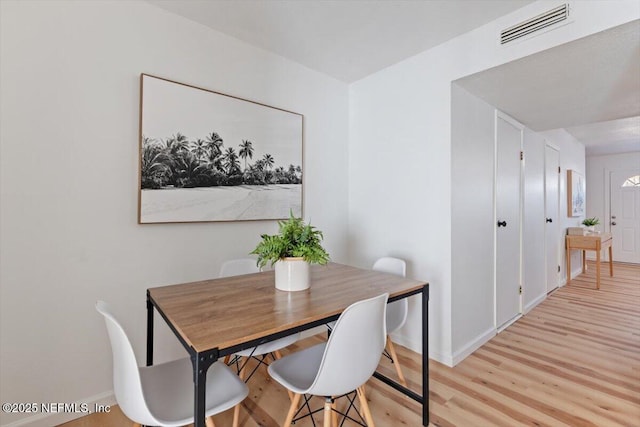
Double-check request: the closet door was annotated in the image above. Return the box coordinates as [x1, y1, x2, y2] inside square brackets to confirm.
[545, 145, 560, 292]
[495, 112, 523, 330]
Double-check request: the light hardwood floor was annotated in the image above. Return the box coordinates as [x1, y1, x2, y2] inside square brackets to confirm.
[61, 261, 639, 427]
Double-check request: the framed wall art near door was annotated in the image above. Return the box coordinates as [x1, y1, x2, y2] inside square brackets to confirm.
[567, 169, 585, 217]
[138, 74, 303, 224]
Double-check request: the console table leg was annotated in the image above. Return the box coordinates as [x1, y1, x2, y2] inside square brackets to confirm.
[596, 250, 601, 290]
[566, 248, 572, 285]
[609, 246, 614, 277]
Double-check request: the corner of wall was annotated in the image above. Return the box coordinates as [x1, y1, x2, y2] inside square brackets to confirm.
[451, 327, 496, 367]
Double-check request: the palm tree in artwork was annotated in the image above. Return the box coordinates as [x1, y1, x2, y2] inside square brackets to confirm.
[164, 132, 190, 155]
[206, 132, 224, 169]
[141, 136, 171, 188]
[223, 147, 241, 176]
[238, 140, 254, 172]
[190, 139, 209, 162]
[262, 153, 275, 171]
[172, 151, 207, 187]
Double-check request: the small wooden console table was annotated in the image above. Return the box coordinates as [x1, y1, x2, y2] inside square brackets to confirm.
[566, 232, 613, 290]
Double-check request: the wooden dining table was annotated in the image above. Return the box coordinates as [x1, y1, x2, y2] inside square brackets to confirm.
[146, 262, 429, 426]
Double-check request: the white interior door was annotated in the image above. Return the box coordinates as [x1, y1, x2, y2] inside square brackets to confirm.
[495, 113, 522, 329]
[610, 170, 640, 264]
[545, 145, 560, 292]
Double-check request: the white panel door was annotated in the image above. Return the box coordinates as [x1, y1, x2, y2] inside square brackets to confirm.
[496, 113, 522, 329]
[545, 145, 560, 292]
[522, 130, 546, 309]
[610, 170, 640, 264]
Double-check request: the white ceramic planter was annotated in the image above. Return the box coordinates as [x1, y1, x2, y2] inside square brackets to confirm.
[275, 258, 310, 291]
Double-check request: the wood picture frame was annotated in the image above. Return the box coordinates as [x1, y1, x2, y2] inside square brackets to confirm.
[138, 74, 303, 224]
[567, 169, 585, 217]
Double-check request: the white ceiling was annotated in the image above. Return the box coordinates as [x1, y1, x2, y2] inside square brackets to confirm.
[456, 19, 640, 155]
[147, 1, 639, 156]
[565, 116, 640, 156]
[147, 0, 534, 83]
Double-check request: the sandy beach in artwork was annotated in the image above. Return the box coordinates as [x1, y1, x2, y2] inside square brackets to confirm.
[140, 184, 302, 222]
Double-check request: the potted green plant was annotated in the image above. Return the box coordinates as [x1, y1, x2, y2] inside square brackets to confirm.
[582, 217, 600, 233]
[251, 212, 329, 291]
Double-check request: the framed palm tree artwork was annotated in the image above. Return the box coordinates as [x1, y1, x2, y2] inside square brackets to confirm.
[138, 74, 303, 223]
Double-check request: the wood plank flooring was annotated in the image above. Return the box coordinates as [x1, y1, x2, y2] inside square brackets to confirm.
[61, 261, 639, 427]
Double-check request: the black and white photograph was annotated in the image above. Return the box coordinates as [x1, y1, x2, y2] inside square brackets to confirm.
[139, 74, 303, 223]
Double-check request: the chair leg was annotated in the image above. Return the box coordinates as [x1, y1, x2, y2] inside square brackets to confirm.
[284, 393, 301, 427]
[205, 416, 216, 427]
[232, 403, 241, 427]
[132, 423, 141, 427]
[331, 399, 338, 427]
[323, 399, 332, 427]
[357, 386, 375, 427]
[386, 336, 407, 387]
[238, 356, 246, 381]
[224, 355, 231, 364]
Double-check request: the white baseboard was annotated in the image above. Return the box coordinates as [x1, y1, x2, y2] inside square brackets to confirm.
[1, 392, 116, 427]
[389, 328, 496, 368]
[431, 350, 454, 367]
[524, 292, 546, 314]
[388, 332, 452, 367]
[389, 331, 420, 354]
[451, 326, 496, 366]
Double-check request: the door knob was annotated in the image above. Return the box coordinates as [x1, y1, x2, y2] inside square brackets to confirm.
[546, 218, 553, 223]
[611, 221, 617, 226]
[497, 220, 507, 227]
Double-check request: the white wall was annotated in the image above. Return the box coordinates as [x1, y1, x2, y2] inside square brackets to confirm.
[348, 0, 636, 365]
[539, 129, 587, 281]
[450, 85, 550, 364]
[0, 1, 349, 425]
[450, 84, 496, 363]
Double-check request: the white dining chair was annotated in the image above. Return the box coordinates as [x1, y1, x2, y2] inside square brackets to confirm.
[372, 256, 408, 386]
[219, 259, 301, 382]
[326, 256, 408, 386]
[268, 293, 389, 427]
[96, 300, 248, 427]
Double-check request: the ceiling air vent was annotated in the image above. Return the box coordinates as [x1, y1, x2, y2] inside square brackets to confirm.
[501, 4, 569, 45]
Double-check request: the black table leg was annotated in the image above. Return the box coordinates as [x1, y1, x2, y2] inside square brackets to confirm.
[194, 354, 206, 427]
[422, 284, 429, 426]
[192, 350, 218, 427]
[146, 290, 154, 367]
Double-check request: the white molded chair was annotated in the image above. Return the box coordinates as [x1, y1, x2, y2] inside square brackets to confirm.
[96, 301, 248, 427]
[220, 259, 301, 381]
[268, 293, 389, 427]
[373, 257, 408, 386]
[327, 257, 408, 386]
